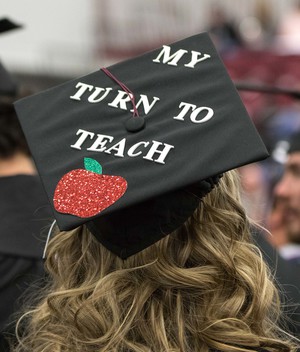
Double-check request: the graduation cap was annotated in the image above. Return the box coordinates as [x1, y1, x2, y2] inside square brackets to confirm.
[0, 17, 22, 96]
[235, 81, 300, 163]
[14, 32, 269, 259]
[0, 17, 22, 34]
[235, 81, 300, 100]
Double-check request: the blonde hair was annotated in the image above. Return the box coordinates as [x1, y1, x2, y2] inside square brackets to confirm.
[14, 171, 296, 351]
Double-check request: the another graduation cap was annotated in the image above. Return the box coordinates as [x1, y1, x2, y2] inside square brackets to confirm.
[235, 82, 300, 100]
[0, 17, 22, 34]
[0, 17, 22, 96]
[14, 32, 269, 259]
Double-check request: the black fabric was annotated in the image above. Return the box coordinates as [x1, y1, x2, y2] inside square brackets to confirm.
[0, 62, 17, 97]
[288, 130, 300, 154]
[14, 32, 268, 258]
[253, 230, 300, 337]
[0, 175, 53, 258]
[0, 175, 51, 350]
[90, 185, 195, 258]
[0, 18, 21, 97]
[88, 175, 222, 258]
[0, 255, 45, 352]
[0, 18, 21, 34]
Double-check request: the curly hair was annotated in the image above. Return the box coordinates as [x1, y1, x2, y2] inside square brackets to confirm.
[14, 171, 297, 352]
[0, 98, 30, 158]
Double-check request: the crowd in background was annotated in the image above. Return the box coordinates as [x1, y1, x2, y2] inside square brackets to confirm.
[209, 1, 300, 217]
[209, 2, 300, 340]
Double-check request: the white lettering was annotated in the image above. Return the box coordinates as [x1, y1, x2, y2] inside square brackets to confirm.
[190, 107, 214, 123]
[70, 130, 174, 165]
[104, 138, 126, 157]
[143, 141, 174, 164]
[131, 95, 160, 115]
[173, 102, 214, 123]
[128, 141, 150, 157]
[70, 129, 95, 150]
[184, 51, 211, 68]
[87, 134, 114, 152]
[152, 45, 188, 66]
[70, 82, 94, 101]
[173, 102, 196, 121]
[108, 90, 132, 110]
[88, 87, 112, 103]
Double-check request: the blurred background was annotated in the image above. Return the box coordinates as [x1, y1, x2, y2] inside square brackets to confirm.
[1, 0, 299, 86]
[2, 0, 300, 225]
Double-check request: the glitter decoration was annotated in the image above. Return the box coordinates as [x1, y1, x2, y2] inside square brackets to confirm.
[84, 157, 102, 174]
[53, 159, 127, 218]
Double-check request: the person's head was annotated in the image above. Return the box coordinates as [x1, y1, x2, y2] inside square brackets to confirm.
[13, 170, 296, 352]
[0, 97, 30, 159]
[267, 195, 289, 247]
[12, 33, 295, 351]
[274, 130, 300, 244]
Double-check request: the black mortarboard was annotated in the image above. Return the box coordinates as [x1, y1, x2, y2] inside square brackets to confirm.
[0, 17, 21, 96]
[0, 17, 22, 34]
[235, 82, 300, 100]
[14, 32, 269, 259]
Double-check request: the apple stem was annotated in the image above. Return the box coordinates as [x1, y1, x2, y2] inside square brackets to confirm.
[84, 157, 102, 174]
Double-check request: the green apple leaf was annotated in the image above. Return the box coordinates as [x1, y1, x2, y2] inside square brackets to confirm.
[84, 157, 102, 174]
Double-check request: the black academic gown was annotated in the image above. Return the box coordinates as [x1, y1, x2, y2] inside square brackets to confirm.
[0, 175, 53, 351]
[253, 230, 300, 337]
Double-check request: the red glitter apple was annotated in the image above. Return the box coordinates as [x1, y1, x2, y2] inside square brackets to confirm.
[53, 157, 127, 218]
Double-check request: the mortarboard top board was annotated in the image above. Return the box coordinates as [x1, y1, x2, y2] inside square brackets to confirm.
[14, 32, 269, 259]
[0, 17, 22, 34]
